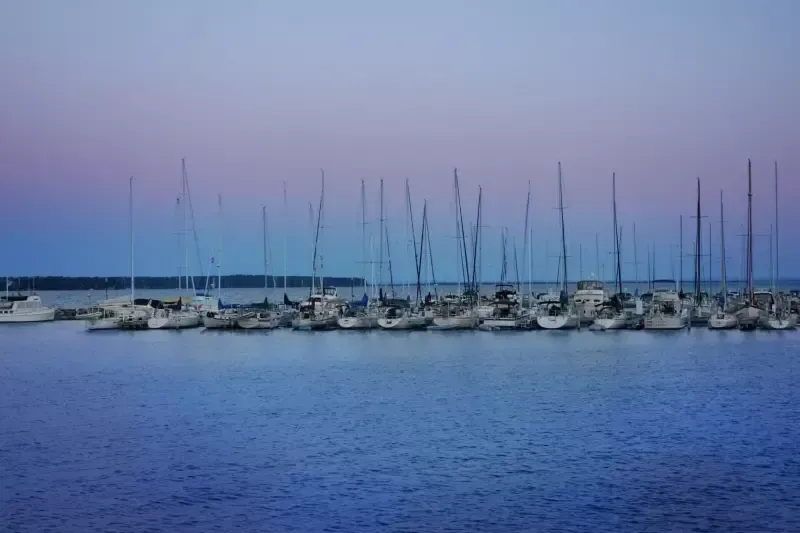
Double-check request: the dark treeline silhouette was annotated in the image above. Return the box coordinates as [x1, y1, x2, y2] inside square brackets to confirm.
[5, 276, 364, 292]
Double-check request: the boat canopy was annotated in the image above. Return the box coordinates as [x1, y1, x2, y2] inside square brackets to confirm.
[576, 280, 604, 291]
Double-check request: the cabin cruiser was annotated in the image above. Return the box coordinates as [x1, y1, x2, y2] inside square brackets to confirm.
[0, 295, 56, 323]
[644, 282, 689, 330]
[477, 284, 528, 330]
[573, 279, 606, 325]
[292, 287, 345, 330]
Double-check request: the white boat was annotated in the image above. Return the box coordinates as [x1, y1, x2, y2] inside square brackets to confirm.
[237, 312, 279, 330]
[592, 306, 628, 330]
[432, 304, 477, 330]
[761, 314, 796, 330]
[203, 309, 239, 329]
[573, 279, 606, 325]
[708, 311, 738, 329]
[86, 311, 123, 330]
[536, 300, 580, 330]
[477, 284, 527, 330]
[0, 295, 56, 323]
[148, 309, 201, 329]
[292, 311, 339, 330]
[377, 307, 428, 330]
[292, 287, 347, 330]
[337, 311, 379, 330]
[644, 283, 688, 330]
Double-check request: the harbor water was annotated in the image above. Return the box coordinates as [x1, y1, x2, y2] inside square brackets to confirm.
[2, 315, 800, 532]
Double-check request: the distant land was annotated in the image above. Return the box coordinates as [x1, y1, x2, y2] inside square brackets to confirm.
[3, 276, 798, 292]
[4, 275, 364, 292]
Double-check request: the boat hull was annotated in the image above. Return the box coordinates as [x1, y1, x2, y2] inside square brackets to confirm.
[735, 306, 763, 330]
[760, 315, 797, 330]
[337, 316, 378, 329]
[537, 314, 580, 330]
[148, 313, 201, 330]
[0, 308, 56, 323]
[644, 315, 687, 330]
[237, 316, 279, 329]
[432, 316, 477, 329]
[592, 316, 627, 330]
[292, 315, 338, 330]
[377, 316, 428, 330]
[708, 313, 738, 329]
[202, 315, 239, 329]
[85, 317, 122, 330]
[478, 317, 525, 330]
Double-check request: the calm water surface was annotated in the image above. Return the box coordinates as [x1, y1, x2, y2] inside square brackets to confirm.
[2, 323, 800, 532]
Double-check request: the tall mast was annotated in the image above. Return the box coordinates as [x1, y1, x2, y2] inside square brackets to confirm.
[361, 179, 367, 295]
[283, 181, 287, 293]
[595, 233, 600, 279]
[262, 205, 268, 290]
[612, 172, 623, 295]
[633, 223, 639, 287]
[310, 170, 325, 293]
[182, 159, 189, 292]
[129, 176, 134, 303]
[217, 194, 222, 300]
[557, 162, 568, 293]
[694, 178, 702, 302]
[406, 179, 421, 303]
[415, 200, 427, 302]
[708, 221, 712, 294]
[679, 215, 683, 292]
[308, 202, 314, 294]
[454, 169, 471, 290]
[379, 178, 384, 293]
[720, 191, 727, 304]
[774, 161, 779, 294]
[746, 159, 753, 304]
[470, 186, 482, 297]
[769, 224, 774, 294]
[522, 180, 531, 291]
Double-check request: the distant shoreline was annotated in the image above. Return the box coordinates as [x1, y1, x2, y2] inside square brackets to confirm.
[4, 276, 797, 292]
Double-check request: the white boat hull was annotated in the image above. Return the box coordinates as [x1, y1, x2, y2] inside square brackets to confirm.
[760, 315, 797, 330]
[148, 312, 201, 330]
[708, 313, 738, 330]
[377, 316, 428, 330]
[202, 315, 238, 329]
[644, 315, 687, 330]
[237, 316, 279, 329]
[432, 316, 477, 329]
[592, 316, 627, 330]
[0, 308, 56, 323]
[478, 317, 525, 330]
[292, 315, 338, 330]
[85, 317, 122, 330]
[337, 316, 378, 329]
[735, 306, 763, 329]
[537, 314, 580, 330]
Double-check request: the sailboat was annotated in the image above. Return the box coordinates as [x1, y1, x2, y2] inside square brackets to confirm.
[378, 179, 428, 330]
[735, 160, 764, 330]
[203, 195, 239, 329]
[149, 160, 202, 329]
[709, 190, 738, 329]
[592, 173, 628, 330]
[761, 161, 796, 330]
[538, 163, 579, 330]
[339, 180, 379, 329]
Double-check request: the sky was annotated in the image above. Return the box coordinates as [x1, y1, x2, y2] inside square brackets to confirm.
[1, 0, 798, 283]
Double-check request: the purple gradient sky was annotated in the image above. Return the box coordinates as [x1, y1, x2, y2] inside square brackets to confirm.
[1, 0, 798, 283]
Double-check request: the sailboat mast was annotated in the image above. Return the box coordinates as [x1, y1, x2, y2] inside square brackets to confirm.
[679, 215, 683, 292]
[774, 161, 779, 294]
[361, 179, 367, 295]
[283, 181, 287, 293]
[130, 176, 135, 303]
[633, 223, 639, 286]
[612, 172, 623, 295]
[522, 180, 531, 292]
[406, 179, 421, 303]
[454, 169, 471, 290]
[720, 190, 727, 302]
[557, 163, 568, 293]
[595, 233, 600, 280]
[262, 205, 268, 290]
[746, 159, 753, 304]
[415, 200, 427, 302]
[217, 194, 222, 301]
[470, 186, 482, 297]
[182, 159, 189, 293]
[694, 178, 701, 302]
[379, 178, 384, 293]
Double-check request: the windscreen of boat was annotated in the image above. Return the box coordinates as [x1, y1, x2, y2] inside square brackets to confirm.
[576, 280, 604, 291]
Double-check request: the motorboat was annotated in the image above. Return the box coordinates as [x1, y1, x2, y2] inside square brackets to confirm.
[644, 282, 688, 330]
[0, 295, 56, 323]
[237, 311, 280, 330]
[573, 279, 606, 325]
[708, 311, 738, 329]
